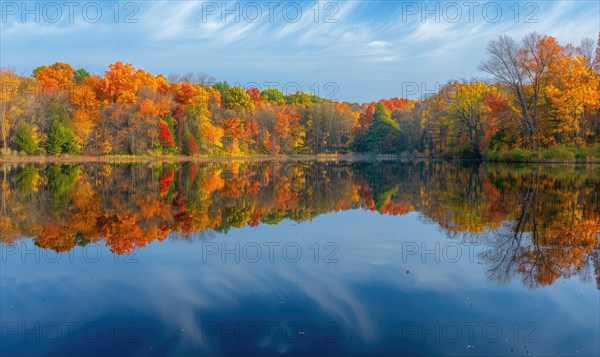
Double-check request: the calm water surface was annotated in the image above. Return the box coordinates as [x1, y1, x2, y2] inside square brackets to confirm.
[1, 161, 598, 356]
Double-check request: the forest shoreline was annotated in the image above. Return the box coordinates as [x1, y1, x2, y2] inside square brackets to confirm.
[1, 153, 599, 164]
[0, 153, 366, 164]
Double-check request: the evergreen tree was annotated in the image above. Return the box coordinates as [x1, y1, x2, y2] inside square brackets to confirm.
[12, 122, 41, 155]
[362, 103, 402, 153]
[46, 116, 81, 155]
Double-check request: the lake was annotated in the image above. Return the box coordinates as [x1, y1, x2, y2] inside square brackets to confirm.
[0, 161, 598, 356]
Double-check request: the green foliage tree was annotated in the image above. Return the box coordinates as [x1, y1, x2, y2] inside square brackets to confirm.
[46, 116, 81, 155]
[284, 91, 320, 105]
[31, 66, 46, 77]
[73, 68, 90, 84]
[355, 103, 402, 153]
[213, 81, 231, 98]
[12, 122, 41, 155]
[260, 88, 284, 103]
[45, 164, 80, 209]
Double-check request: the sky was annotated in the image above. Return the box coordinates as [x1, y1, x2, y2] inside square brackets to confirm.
[1, 0, 598, 102]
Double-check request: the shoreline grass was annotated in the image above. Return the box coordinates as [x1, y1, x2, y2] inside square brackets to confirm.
[484, 145, 600, 164]
[1, 146, 599, 164]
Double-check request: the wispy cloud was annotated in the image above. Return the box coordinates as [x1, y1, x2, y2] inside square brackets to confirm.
[1, 0, 598, 102]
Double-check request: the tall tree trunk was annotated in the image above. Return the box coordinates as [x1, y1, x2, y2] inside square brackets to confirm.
[1, 106, 7, 153]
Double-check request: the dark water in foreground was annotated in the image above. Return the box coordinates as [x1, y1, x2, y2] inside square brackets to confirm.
[0, 161, 598, 356]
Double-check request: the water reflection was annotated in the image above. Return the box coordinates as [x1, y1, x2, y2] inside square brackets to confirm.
[2, 161, 598, 290]
[1, 161, 599, 356]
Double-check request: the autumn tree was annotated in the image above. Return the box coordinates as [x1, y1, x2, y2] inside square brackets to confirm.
[34, 62, 76, 92]
[100, 62, 166, 104]
[0, 70, 24, 153]
[479, 33, 564, 149]
[275, 106, 305, 154]
[302, 102, 355, 153]
[172, 82, 223, 154]
[246, 87, 262, 107]
[219, 118, 240, 153]
[251, 105, 278, 154]
[546, 49, 600, 144]
[71, 79, 101, 151]
[158, 118, 175, 152]
[443, 81, 493, 157]
[355, 102, 376, 136]
[223, 86, 254, 116]
[479, 35, 536, 147]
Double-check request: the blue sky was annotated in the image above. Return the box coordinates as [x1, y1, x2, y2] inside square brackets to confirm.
[1, 0, 598, 102]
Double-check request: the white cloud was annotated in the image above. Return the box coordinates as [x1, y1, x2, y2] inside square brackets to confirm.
[1, 0, 598, 102]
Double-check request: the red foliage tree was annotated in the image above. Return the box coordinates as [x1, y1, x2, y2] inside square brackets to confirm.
[187, 134, 199, 155]
[159, 120, 174, 147]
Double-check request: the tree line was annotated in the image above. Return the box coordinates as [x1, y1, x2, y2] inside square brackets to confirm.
[1, 32, 599, 159]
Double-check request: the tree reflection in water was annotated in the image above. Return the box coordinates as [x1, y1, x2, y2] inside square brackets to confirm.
[1, 161, 598, 289]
